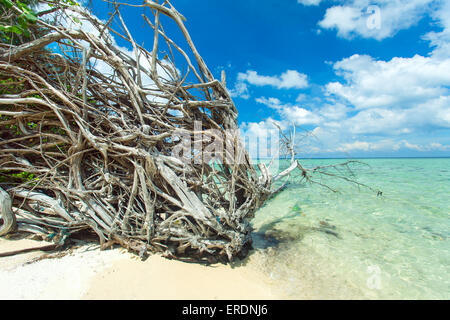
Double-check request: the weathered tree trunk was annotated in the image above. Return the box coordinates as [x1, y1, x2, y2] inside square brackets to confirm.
[0, 187, 15, 236]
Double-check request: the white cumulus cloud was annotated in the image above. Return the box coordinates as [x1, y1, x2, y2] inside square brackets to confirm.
[237, 70, 308, 89]
[318, 0, 435, 40]
[298, 0, 323, 6]
[255, 97, 322, 126]
[324, 53, 450, 135]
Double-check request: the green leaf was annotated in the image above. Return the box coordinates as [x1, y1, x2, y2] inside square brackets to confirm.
[0, 25, 24, 35]
[12, 26, 23, 35]
[22, 12, 37, 23]
[22, 28, 30, 38]
[0, 0, 14, 9]
[18, 16, 27, 28]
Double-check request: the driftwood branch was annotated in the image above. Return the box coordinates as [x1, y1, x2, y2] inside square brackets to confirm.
[0, 0, 375, 262]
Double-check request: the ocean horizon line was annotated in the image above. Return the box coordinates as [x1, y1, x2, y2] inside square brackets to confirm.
[254, 156, 450, 160]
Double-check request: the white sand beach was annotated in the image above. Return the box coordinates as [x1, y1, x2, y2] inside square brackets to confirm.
[0, 238, 282, 300]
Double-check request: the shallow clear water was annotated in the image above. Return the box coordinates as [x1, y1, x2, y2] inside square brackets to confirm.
[250, 158, 450, 299]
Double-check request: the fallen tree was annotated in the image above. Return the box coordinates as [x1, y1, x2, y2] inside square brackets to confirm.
[0, 0, 374, 263]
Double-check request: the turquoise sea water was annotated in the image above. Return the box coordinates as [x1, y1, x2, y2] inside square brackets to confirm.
[250, 158, 450, 299]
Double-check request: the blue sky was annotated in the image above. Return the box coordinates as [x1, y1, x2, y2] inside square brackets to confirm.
[88, 0, 450, 158]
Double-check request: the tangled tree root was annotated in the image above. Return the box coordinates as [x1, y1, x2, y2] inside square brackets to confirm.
[0, 0, 274, 263]
[0, 0, 375, 263]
